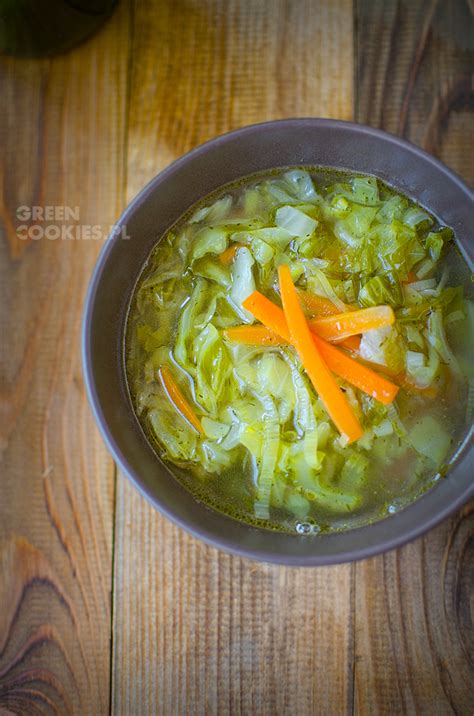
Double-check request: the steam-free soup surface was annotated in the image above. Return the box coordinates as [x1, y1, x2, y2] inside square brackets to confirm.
[126, 169, 473, 534]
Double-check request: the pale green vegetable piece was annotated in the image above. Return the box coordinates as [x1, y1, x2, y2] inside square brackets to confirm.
[427, 308, 461, 375]
[192, 257, 231, 288]
[340, 453, 368, 487]
[415, 258, 435, 278]
[372, 420, 394, 437]
[193, 323, 233, 417]
[189, 194, 233, 224]
[409, 416, 451, 465]
[251, 236, 274, 264]
[359, 275, 401, 307]
[403, 206, 433, 228]
[275, 205, 318, 238]
[174, 278, 209, 370]
[359, 326, 392, 367]
[306, 268, 346, 311]
[239, 426, 263, 458]
[406, 342, 440, 389]
[307, 486, 359, 512]
[230, 246, 256, 323]
[253, 395, 280, 519]
[283, 169, 318, 202]
[202, 417, 231, 441]
[285, 492, 311, 518]
[351, 176, 380, 205]
[192, 227, 228, 261]
[198, 440, 235, 472]
[257, 353, 295, 410]
[232, 226, 293, 249]
[149, 406, 197, 461]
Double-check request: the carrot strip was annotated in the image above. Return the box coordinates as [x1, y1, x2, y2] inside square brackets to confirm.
[223, 323, 360, 353]
[223, 325, 286, 346]
[298, 290, 350, 317]
[219, 243, 244, 265]
[277, 266, 363, 443]
[242, 292, 291, 341]
[158, 365, 204, 434]
[340, 355, 434, 398]
[242, 291, 399, 405]
[297, 290, 362, 349]
[311, 336, 399, 405]
[355, 358, 436, 397]
[309, 305, 395, 342]
[341, 334, 361, 352]
[355, 356, 400, 379]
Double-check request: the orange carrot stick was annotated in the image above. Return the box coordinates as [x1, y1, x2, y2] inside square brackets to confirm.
[277, 266, 363, 443]
[298, 291, 360, 348]
[223, 325, 286, 346]
[311, 336, 399, 405]
[354, 358, 437, 400]
[309, 305, 395, 342]
[341, 334, 361, 352]
[158, 365, 204, 434]
[219, 243, 244, 265]
[242, 291, 399, 405]
[242, 293, 291, 339]
[298, 290, 355, 317]
[223, 324, 360, 353]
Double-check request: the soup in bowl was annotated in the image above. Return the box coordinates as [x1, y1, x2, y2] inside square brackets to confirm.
[83, 119, 473, 564]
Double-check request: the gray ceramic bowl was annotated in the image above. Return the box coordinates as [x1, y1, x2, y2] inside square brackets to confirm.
[82, 119, 473, 565]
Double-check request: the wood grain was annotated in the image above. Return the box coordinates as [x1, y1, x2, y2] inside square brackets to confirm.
[2, 1, 472, 714]
[113, 1, 354, 714]
[113, 480, 354, 715]
[125, 0, 354, 200]
[0, 3, 130, 713]
[354, 2, 474, 713]
[355, 0, 473, 180]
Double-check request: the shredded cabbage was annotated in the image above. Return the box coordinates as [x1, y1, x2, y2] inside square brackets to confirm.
[192, 227, 228, 261]
[253, 395, 280, 519]
[409, 416, 451, 465]
[306, 268, 346, 311]
[427, 309, 461, 376]
[283, 170, 319, 202]
[230, 247, 256, 323]
[275, 205, 318, 238]
[127, 168, 471, 533]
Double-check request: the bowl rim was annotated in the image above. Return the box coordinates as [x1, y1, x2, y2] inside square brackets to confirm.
[82, 117, 474, 565]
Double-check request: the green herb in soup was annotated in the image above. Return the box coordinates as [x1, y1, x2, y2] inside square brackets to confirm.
[126, 169, 473, 534]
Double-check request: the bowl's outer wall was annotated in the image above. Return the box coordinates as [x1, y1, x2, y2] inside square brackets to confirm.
[83, 119, 474, 565]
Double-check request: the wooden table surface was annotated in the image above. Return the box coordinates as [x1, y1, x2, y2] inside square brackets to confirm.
[1, 1, 473, 714]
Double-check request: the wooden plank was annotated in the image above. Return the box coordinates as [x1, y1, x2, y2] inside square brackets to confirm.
[112, 1, 354, 714]
[125, 0, 354, 200]
[354, 1, 474, 713]
[0, 4, 130, 713]
[355, 0, 473, 179]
